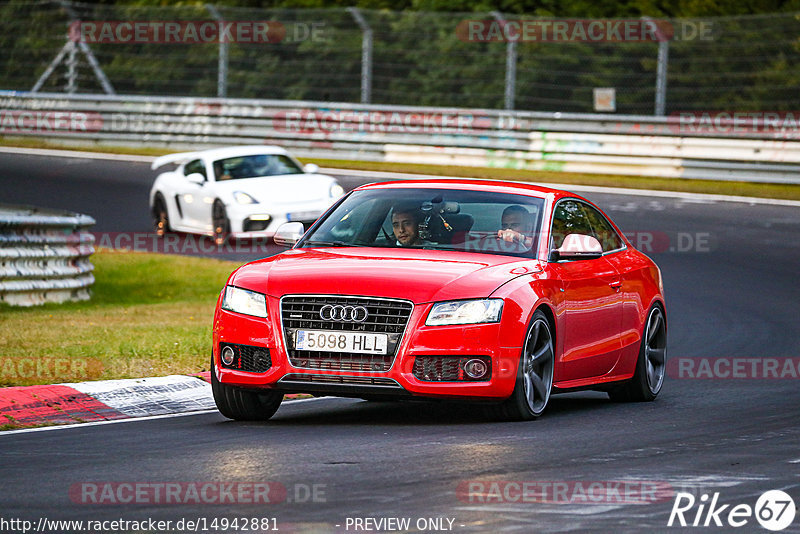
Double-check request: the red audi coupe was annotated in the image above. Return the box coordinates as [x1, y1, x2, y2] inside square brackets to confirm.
[211, 179, 667, 421]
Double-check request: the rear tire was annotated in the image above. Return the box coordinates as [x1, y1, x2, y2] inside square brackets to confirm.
[493, 310, 555, 421]
[608, 304, 667, 402]
[211, 357, 283, 421]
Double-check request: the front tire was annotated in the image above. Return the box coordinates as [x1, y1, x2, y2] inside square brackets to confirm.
[608, 304, 666, 402]
[212, 200, 231, 245]
[152, 194, 171, 236]
[211, 357, 283, 421]
[494, 310, 555, 421]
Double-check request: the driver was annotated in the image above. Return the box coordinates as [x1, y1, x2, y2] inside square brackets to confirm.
[391, 204, 424, 247]
[497, 205, 534, 249]
[213, 161, 232, 181]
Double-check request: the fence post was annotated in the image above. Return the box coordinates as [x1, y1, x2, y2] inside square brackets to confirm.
[347, 7, 373, 104]
[491, 11, 517, 111]
[643, 17, 669, 116]
[207, 4, 228, 98]
[66, 41, 77, 93]
[655, 40, 669, 116]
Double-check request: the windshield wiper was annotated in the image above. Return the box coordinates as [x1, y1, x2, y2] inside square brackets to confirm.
[302, 239, 360, 247]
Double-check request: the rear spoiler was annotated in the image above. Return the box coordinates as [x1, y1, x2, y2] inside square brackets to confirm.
[151, 151, 201, 170]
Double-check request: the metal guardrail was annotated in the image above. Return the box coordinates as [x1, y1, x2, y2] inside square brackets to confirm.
[2, 92, 800, 184]
[0, 204, 95, 307]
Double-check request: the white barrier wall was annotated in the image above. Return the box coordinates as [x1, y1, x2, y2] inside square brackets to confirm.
[2, 92, 800, 183]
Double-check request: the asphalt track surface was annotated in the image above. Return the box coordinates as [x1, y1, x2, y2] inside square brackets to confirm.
[1, 151, 800, 533]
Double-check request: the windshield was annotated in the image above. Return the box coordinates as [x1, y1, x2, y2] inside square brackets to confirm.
[298, 187, 545, 257]
[213, 154, 304, 181]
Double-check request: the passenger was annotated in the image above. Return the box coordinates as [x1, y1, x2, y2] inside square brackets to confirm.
[497, 205, 534, 249]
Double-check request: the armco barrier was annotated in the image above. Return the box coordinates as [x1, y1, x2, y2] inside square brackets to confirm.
[2, 92, 800, 184]
[0, 205, 95, 307]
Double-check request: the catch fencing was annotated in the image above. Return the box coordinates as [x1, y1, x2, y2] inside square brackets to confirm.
[3, 92, 800, 184]
[0, 204, 95, 306]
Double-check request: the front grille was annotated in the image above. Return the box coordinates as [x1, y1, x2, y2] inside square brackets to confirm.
[280, 373, 402, 388]
[413, 356, 492, 382]
[220, 343, 271, 373]
[281, 295, 413, 372]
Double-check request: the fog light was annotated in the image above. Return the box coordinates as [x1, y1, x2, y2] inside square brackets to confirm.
[463, 358, 488, 379]
[253, 350, 269, 368]
[221, 345, 235, 366]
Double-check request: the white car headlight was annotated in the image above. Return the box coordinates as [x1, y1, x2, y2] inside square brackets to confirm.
[426, 299, 503, 326]
[329, 183, 344, 198]
[234, 191, 259, 204]
[221, 286, 267, 318]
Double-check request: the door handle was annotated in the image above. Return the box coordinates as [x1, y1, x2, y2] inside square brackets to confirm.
[609, 279, 622, 290]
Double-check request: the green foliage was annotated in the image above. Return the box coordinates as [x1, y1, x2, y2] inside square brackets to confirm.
[0, 2, 799, 111]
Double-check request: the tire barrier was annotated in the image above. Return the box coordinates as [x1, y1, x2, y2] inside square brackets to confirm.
[0, 204, 95, 306]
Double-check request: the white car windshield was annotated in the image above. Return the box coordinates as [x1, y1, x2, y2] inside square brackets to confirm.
[299, 188, 546, 257]
[213, 154, 304, 181]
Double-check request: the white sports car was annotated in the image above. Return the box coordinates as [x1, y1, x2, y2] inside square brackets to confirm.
[149, 146, 344, 243]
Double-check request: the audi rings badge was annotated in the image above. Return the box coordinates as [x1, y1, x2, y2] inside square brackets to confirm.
[319, 304, 369, 323]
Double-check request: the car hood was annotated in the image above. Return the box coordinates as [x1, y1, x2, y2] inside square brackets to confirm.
[215, 173, 336, 204]
[229, 247, 544, 303]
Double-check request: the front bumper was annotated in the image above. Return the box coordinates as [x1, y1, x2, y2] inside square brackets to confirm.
[225, 200, 331, 236]
[212, 297, 521, 401]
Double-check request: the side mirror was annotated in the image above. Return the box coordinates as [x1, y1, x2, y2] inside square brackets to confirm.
[303, 163, 320, 174]
[273, 222, 305, 247]
[185, 172, 205, 185]
[551, 233, 603, 261]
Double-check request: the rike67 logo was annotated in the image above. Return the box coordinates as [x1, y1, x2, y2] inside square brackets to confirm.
[668, 490, 796, 531]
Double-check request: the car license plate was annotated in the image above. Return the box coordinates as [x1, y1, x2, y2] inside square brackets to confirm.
[295, 330, 388, 355]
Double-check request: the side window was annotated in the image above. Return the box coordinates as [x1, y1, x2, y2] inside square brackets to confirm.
[582, 203, 624, 252]
[184, 159, 207, 180]
[551, 200, 593, 249]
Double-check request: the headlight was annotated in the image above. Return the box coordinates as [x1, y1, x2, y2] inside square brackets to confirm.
[221, 286, 267, 318]
[329, 183, 344, 198]
[426, 299, 503, 326]
[233, 191, 259, 204]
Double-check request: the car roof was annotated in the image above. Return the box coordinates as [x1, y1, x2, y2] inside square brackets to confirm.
[198, 145, 290, 160]
[353, 178, 585, 201]
[151, 145, 292, 171]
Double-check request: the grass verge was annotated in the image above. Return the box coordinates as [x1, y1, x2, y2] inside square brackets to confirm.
[0, 249, 239, 387]
[3, 136, 800, 201]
